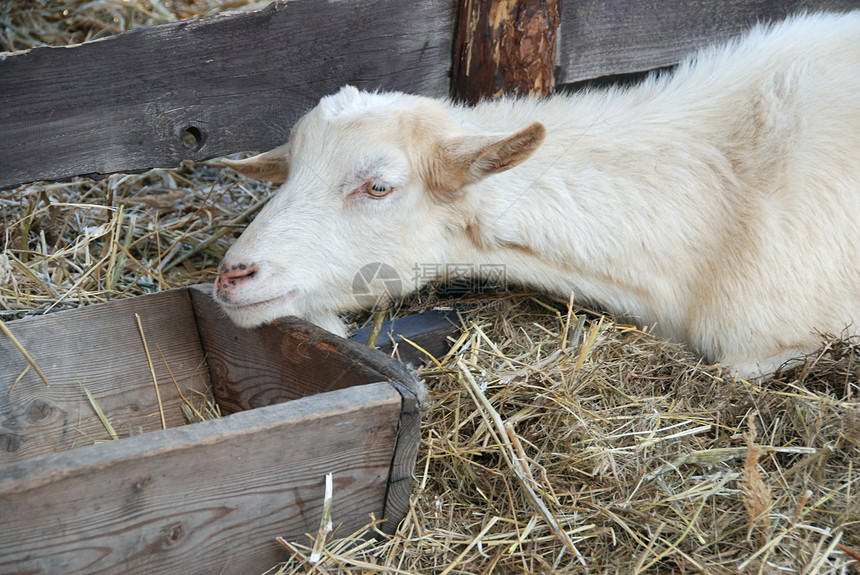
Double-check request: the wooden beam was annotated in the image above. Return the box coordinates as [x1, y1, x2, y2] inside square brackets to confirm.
[5, 0, 857, 190]
[0, 0, 454, 190]
[452, 0, 561, 104]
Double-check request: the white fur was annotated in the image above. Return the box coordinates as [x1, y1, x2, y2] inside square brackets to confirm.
[216, 12, 860, 378]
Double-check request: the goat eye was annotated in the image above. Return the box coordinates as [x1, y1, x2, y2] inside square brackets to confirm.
[365, 181, 393, 197]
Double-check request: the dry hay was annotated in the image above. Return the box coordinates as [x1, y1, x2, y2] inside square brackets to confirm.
[1, 161, 276, 319]
[2, 3, 859, 574]
[267, 299, 859, 574]
[0, 0, 268, 51]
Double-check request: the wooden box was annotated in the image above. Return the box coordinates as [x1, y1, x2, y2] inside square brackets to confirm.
[0, 285, 425, 575]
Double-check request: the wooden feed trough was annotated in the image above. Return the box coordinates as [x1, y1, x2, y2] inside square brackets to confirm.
[0, 285, 427, 575]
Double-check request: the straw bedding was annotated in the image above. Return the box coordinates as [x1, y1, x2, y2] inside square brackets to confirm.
[1, 3, 858, 573]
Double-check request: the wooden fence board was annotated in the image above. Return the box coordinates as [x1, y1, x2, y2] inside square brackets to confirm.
[4, 0, 859, 190]
[556, 0, 860, 84]
[0, 382, 403, 575]
[0, 0, 455, 190]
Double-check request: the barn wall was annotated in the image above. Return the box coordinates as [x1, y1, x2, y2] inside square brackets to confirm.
[0, 0, 455, 190]
[1, 0, 858, 190]
[556, 0, 860, 83]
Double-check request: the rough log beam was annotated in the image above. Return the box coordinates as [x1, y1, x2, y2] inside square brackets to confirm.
[452, 0, 560, 104]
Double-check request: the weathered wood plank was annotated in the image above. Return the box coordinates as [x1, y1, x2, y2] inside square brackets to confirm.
[556, 0, 860, 83]
[0, 289, 210, 465]
[452, 0, 561, 103]
[378, 374, 422, 534]
[0, 382, 402, 575]
[5, 0, 858, 190]
[188, 284, 425, 414]
[0, 0, 455, 190]
[188, 284, 427, 534]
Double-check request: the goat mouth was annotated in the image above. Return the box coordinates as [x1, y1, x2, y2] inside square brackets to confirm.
[217, 289, 299, 311]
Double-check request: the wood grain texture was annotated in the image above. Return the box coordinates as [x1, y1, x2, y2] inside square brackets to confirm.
[0, 0, 455, 190]
[188, 284, 425, 414]
[0, 285, 428, 568]
[0, 289, 210, 465]
[0, 382, 402, 575]
[556, 0, 860, 83]
[378, 373, 422, 535]
[188, 283, 427, 534]
[453, 0, 561, 103]
[4, 0, 858, 189]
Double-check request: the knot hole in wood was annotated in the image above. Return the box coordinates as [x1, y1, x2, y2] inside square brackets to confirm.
[181, 125, 204, 150]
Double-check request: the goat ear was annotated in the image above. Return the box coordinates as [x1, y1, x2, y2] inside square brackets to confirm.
[221, 143, 290, 183]
[433, 122, 546, 193]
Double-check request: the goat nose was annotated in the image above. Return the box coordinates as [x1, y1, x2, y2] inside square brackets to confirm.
[217, 261, 259, 289]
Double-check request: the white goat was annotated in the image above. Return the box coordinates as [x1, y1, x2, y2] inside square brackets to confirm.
[215, 12, 860, 378]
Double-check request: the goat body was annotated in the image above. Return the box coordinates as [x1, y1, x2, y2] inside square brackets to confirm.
[216, 12, 860, 378]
